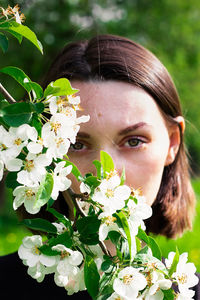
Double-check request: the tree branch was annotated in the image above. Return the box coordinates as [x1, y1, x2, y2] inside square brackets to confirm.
[0, 82, 16, 103]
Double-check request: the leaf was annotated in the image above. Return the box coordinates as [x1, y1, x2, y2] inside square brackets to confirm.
[0, 66, 43, 99]
[79, 233, 100, 245]
[0, 21, 43, 53]
[117, 211, 132, 261]
[39, 244, 60, 256]
[120, 167, 126, 185]
[0, 102, 33, 127]
[101, 259, 112, 272]
[64, 161, 82, 180]
[162, 289, 175, 300]
[108, 231, 121, 246]
[84, 255, 100, 299]
[84, 175, 100, 189]
[47, 207, 72, 230]
[168, 247, 179, 277]
[93, 160, 103, 179]
[44, 78, 79, 98]
[3, 29, 23, 43]
[5, 172, 19, 189]
[76, 215, 101, 236]
[48, 231, 72, 248]
[34, 173, 54, 209]
[148, 236, 162, 260]
[0, 32, 8, 53]
[100, 151, 114, 178]
[21, 218, 57, 234]
[137, 227, 149, 244]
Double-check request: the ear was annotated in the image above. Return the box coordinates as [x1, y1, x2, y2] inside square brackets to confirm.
[165, 116, 185, 166]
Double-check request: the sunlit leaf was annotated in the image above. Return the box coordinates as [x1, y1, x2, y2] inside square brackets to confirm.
[34, 173, 54, 209]
[84, 255, 100, 299]
[100, 151, 114, 178]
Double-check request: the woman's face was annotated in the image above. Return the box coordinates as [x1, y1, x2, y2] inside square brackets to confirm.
[68, 80, 179, 206]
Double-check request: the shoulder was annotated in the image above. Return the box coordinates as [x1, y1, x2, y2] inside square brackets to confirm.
[0, 252, 90, 299]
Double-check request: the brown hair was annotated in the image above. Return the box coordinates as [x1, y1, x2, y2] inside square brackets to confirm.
[40, 34, 195, 238]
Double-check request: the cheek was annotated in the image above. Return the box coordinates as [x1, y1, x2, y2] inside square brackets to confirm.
[123, 146, 169, 206]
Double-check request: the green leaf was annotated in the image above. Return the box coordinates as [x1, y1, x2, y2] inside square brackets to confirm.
[137, 227, 149, 244]
[84, 175, 100, 189]
[168, 247, 179, 277]
[39, 244, 60, 256]
[101, 259, 112, 272]
[30, 113, 42, 136]
[100, 151, 114, 178]
[64, 160, 82, 180]
[21, 218, 57, 234]
[108, 231, 121, 246]
[0, 32, 8, 53]
[0, 21, 43, 53]
[48, 231, 72, 248]
[44, 78, 78, 98]
[0, 66, 43, 99]
[163, 289, 175, 300]
[117, 211, 132, 261]
[3, 28, 23, 43]
[5, 172, 19, 189]
[120, 167, 126, 185]
[0, 102, 33, 127]
[79, 233, 99, 245]
[34, 173, 54, 209]
[76, 215, 101, 236]
[148, 236, 162, 260]
[47, 207, 72, 230]
[93, 160, 103, 179]
[32, 102, 44, 114]
[84, 255, 100, 299]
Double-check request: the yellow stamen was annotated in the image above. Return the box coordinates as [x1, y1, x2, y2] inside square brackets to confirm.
[14, 138, 22, 145]
[51, 121, 61, 134]
[105, 189, 114, 198]
[177, 273, 187, 284]
[60, 250, 70, 259]
[24, 160, 34, 172]
[104, 216, 116, 225]
[123, 274, 133, 285]
[25, 189, 35, 198]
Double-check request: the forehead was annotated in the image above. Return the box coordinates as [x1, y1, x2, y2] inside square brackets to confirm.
[73, 80, 167, 130]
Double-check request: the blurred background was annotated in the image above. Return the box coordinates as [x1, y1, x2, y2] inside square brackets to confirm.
[0, 0, 200, 271]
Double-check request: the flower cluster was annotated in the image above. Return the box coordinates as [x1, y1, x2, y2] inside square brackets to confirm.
[0, 4, 25, 24]
[17, 169, 199, 299]
[0, 91, 89, 214]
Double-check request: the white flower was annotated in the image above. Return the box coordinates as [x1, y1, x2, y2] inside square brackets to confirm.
[13, 185, 40, 214]
[51, 161, 72, 200]
[92, 172, 131, 216]
[27, 262, 46, 283]
[113, 266, 147, 299]
[18, 235, 58, 268]
[52, 222, 67, 234]
[143, 271, 172, 300]
[127, 196, 152, 235]
[52, 244, 83, 277]
[176, 289, 195, 300]
[48, 95, 81, 115]
[174, 253, 199, 293]
[0, 159, 3, 181]
[80, 182, 91, 194]
[64, 267, 86, 295]
[107, 292, 127, 300]
[17, 152, 52, 186]
[98, 215, 119, 241]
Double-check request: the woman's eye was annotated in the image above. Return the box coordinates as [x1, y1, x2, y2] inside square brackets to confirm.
[124, 138, 144, 148]
[69, 141, 86, 151]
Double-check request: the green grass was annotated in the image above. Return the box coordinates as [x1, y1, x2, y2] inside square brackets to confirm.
[0, 180, 200, 272]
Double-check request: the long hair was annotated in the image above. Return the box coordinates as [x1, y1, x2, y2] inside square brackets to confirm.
[40, 34, 195, 238]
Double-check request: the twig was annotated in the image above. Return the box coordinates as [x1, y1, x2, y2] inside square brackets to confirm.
[67, 187, 111, 256]
[0, 82, 16, 103]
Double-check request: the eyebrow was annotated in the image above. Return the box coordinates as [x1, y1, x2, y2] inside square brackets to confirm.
[118, 122, 150, 136]
[77, 122, 150, 139]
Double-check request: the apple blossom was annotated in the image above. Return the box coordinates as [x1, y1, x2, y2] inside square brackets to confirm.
[51, 161, 72, 200]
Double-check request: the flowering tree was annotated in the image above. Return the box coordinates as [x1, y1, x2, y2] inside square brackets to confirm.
[0, 5, 199, 300]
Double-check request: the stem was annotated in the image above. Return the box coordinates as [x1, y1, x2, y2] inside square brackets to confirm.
[67, 187, 111, 256]
[0, 82, 16, 103]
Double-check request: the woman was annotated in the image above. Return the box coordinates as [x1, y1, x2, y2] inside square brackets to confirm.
[1, 34, 199, 299]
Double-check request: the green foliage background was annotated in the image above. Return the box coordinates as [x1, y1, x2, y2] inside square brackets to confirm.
[1, 0, 200, 173]
[0, 0, 200, 272]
